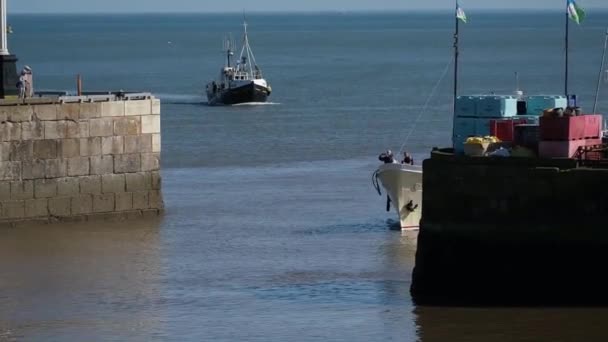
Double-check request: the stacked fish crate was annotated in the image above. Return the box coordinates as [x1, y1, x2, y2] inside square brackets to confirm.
[538, 112, 603, 158]
[453, 95, 519, 153]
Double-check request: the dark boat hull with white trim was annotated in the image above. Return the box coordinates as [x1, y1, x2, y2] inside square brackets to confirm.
[206, 81, 270, 106]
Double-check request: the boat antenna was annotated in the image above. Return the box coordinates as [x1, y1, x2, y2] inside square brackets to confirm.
[593, 28, 608, 113]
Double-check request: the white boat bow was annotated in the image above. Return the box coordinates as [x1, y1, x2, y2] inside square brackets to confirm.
[373, 163, 423, 230]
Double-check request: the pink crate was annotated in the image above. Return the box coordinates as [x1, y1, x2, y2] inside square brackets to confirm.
[538, 138, 601, 158]
[539, 116, 585, 141]
[583, 114, 602, 138]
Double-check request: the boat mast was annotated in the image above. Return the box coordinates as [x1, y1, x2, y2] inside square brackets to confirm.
[565, 5, 569, 97]
[452, 1, 460, 148]
[238, 16, 260, 78]
[224, 34, 235, 68]
[593, 28, 608, 113]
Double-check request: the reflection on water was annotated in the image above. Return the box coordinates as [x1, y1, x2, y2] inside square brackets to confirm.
[414, 306, 608, 342]
[0, 219, 163, 341]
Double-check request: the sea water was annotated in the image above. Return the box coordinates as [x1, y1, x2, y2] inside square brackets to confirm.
[2, 11, 608, 341]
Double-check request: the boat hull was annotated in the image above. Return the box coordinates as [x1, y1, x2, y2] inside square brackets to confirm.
[376, 163, 423, 230]
[206, 81, 270, 106]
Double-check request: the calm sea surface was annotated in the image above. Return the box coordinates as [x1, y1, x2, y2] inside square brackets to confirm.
[2, 11, 608, 341]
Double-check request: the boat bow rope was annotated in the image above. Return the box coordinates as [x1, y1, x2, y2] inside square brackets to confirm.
[396, 58, 453, 157]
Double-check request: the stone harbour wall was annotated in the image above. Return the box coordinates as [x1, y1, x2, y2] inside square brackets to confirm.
[0, 97, 163, 226]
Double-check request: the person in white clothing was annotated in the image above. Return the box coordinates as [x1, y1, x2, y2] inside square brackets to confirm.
[23, 66, 33, 97]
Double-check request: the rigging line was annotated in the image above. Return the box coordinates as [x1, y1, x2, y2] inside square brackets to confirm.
[397, 57, 453, 157]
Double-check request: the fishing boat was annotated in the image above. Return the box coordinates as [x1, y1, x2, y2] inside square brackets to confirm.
[373, 162, 422, 230]
[205, 21, 271, 106]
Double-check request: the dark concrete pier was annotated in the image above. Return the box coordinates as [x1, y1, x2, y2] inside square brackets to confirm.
[411, 148, 608, 306]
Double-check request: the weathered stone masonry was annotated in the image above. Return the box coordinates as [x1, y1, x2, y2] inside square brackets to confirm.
[0, 96, 163, 225]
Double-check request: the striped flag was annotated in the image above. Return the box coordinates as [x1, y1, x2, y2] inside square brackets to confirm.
[567, 0, 585, 24]
[456, 2, 467, 24]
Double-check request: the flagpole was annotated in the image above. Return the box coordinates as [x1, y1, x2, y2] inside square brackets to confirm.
[452, 1, 459, 148]
[565, 5, 569, 97]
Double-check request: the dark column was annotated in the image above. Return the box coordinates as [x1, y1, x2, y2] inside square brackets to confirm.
[0, 54, 18, 98]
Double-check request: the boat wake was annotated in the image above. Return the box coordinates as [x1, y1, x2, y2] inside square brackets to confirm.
[157, 94, 205, 105]
[230, 102, 280, 106]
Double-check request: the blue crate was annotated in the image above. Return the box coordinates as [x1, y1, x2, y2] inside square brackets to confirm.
[455, 96, 478, 116]
[453, 117, 480, 153]
[476, 95, 518, 118]
[526, 95, 567, 115]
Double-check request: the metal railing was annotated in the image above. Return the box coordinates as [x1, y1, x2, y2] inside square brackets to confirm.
[575, 143, 608, 168]
[0, 91, 154, 106]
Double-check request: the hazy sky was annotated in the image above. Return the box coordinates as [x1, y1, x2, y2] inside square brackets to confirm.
[9, 0, 608, 14]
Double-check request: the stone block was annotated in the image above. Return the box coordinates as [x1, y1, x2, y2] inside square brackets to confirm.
[71, 194, 93, 215]
[141, 153, 160, 171]
[115, 192, 133, 211]
[93, 193, 115, 213]
[90, 155, 114, 175]
[79, 175, 102, 194]
[25, 198, 48, 217]
[152, 133, 161, 152]
[33, 104, 58, 120]
[48, 197, 71, 217]
[101, 101, 124, 117]
[58, 139, 80, 158]
[124, 135, 152, 154]
[0, 142, 9, 161]
[57, 177, 79, 196]
[0, 161, 21, 181]
[141, 115, 160, 134]
[33, 140, 57, 159]
[101, 136, 124, 155]
[80, 102, 102, 119]
[114, 154, 140, 173]
[0, 106, 8, 121]
[151, 98, 161, 115]
[57, 103, 79, 121]
[45, 159, 67, 178]
[0, 181, 9, 200]
[126, 172, 151, 192]
[133, 191, 150, 209]
[9, 140, 33, 161]
[22, 120, 44, 140]
[67, 157, 90, 176]
[22, 160, 45, 180]
[8, 105, 33, 122]
[114, 116, 141, 136]
[1, 122, 21, 141]
[78, 120, 89, 138]
[102, 174, 125, 193]
[1, 200, 25, 219]
[151, 171, 162, 190]
[125, 100, 151, 116]
[34, 179, 58, 198]
[80, 137, 102, 156]
[44, 120, 67, 140]
[149, 190, 164, 209]
[10, 180, 34, 200]
[66, 120, 80, 138]
[89, 118, 114, 137]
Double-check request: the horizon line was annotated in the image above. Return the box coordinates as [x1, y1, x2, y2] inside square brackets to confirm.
[8, 7, 608, 15]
